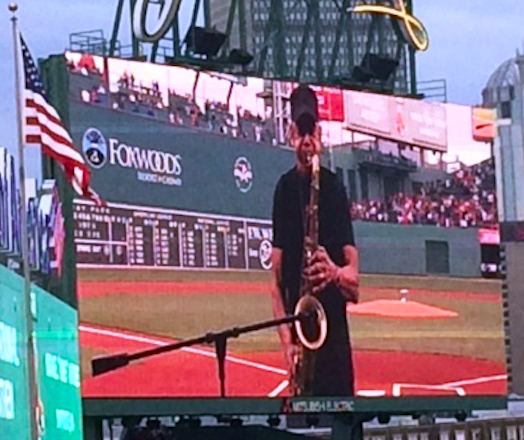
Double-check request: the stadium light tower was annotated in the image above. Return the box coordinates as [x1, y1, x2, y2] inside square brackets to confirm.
[69, 0, 423, 95]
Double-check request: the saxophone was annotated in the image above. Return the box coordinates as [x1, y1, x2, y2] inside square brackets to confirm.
[291, 154, 328, 396]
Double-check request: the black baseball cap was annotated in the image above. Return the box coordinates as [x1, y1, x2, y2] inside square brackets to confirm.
[290, 85, 318, 136]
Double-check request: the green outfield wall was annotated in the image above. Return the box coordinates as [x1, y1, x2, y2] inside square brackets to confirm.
[355, 222, 481, 277]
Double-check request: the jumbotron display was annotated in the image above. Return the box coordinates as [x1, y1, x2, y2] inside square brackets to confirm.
[61, 52, 505, 402]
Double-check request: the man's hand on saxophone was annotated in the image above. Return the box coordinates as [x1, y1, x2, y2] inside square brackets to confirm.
[285, 344, 301, 378]
[305, 245, 360, 302]
[304, 246, 338, 294]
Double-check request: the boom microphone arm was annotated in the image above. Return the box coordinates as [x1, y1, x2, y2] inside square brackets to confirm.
[91, 313, 310, 397]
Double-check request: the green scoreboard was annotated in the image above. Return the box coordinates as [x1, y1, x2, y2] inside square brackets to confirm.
[0, 264, 83, 440]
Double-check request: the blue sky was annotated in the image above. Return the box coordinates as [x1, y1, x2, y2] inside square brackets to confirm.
[1, 0, 523, 163]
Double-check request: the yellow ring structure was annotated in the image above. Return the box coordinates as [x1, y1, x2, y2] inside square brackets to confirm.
[353, 1, 429, 51]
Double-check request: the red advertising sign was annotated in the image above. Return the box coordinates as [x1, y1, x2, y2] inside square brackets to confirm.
[314, 87, 344, 122]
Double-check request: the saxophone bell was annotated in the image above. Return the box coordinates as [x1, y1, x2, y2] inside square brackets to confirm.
[294, 295, 328, 351]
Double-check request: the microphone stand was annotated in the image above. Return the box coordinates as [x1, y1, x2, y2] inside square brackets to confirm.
[91, 314, 306, 397]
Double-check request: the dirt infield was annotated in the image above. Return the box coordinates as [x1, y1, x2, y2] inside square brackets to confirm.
[348, 299, 458, 318]
[80, 323, 506, 398]
[78, 281, 269, 298]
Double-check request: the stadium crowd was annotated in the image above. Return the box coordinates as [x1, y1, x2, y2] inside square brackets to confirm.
[68, 58, 275, 145]
[167, 92, 273, 143]
[351, 158, 497, 228]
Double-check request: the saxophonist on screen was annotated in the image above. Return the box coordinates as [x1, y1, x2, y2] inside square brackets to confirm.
[271, 85, 359, 397]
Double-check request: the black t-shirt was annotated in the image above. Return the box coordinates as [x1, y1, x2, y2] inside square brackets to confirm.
[272, 166, 356, 396]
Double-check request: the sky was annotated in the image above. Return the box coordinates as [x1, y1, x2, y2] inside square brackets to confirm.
[0, 0, 523, 167]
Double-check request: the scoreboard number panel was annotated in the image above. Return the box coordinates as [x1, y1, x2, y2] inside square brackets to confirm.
[73, 200, 272, 271]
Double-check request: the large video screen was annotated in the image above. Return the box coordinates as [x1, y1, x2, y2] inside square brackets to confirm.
[64, 52, 505, 402]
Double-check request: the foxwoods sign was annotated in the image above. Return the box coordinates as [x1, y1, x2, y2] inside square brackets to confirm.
[82, 128, 183, 187]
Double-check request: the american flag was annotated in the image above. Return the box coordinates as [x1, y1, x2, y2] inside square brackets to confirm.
[21, 36, 101, 203]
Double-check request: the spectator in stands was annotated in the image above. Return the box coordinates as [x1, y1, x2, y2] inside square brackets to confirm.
[350, 158, 497, 229]
[190, 104, 200, 127]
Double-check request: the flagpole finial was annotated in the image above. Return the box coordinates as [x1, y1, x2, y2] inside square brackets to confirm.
[8, 3, 18, 13]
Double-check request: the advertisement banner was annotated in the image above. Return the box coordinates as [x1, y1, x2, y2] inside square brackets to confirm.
[344, 90, 448, 151]
[315, 87, 344, 122]
[344, 90, 391, 136]
[70, 105, 295, 219]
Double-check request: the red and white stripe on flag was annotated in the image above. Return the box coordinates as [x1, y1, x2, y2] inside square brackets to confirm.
[21, 35, 102, 203]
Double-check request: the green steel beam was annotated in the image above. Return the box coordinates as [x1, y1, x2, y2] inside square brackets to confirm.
[378, 14, 386, 55]
[328, 0, 352, 80]
[273, 0, 287, 77]
[109, 0, 125, 56]
[257, 0, 280, 75]
[222, 0, 239, 55]
[150, 1, 166, 62]
[191, 0, 202, 28]
[406, 0, 418, 95]
[203, 0, 211, 27]
[191, 0, 202, 31]
[345, 4, 355, 77]
[256, 2, 270, 74]
[393, 40, 404, 91]
[408, 46, 417, 95]
[258, 0, 287, 76]
[365, 14, 379, 54]
[130, 0, 140, 58]
[312, 0, 323, 81]
[172, 12, 181, 57]
[151, 41, 159, 62]
[186, 0, 202, 56]
[238, 0, 247, 52]
[295, 0, 313, 81]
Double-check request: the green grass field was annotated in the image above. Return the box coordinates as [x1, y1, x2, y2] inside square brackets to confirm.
[78, 269, 505, 379]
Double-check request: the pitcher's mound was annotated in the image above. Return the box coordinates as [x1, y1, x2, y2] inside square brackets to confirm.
[348, 300, 457, 318]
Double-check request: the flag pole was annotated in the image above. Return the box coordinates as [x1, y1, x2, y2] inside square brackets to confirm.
[10, 4, 39, 440]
